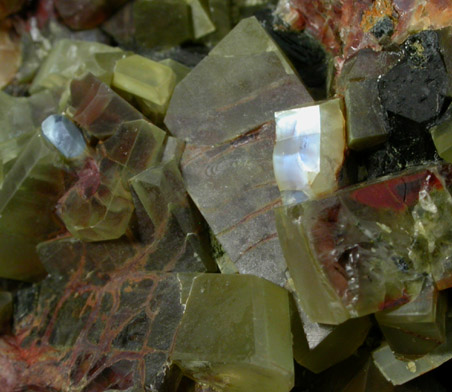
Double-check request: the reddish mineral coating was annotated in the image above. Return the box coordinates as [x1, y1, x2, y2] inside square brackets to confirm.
[280, 0, 452, 69]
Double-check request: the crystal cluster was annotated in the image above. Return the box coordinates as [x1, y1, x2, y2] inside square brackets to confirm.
[3, 1, 452, 391]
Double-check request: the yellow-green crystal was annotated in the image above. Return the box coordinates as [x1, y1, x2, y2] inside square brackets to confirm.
[172, 274, 294, 392]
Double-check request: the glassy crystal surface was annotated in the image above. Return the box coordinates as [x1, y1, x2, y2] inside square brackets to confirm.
[187, 0, 215, 39]
[130, 159, 217, 272]
[345, 78, 389, 151]
[276, 164, 452, 324]
[159, 58, 191, 84]
[112, 54, 177, 119]
[431, 103, 452, 163]
[375, 277, 447, 358]
[165, 16, 312, 145]
[291, 294, 371, 373]
[273, 98, 346, 203]
[172, 274, 294, 392]
[181, 122, 288, 285]
[41, 114, 87, 159]
[134, 0, 192, 48]
[373, 318, 452, 385]
[58, 119, 166, 242]
[69, 73, 143, 139]
[30, 39, 124, 94]
[0, 132, 65, 281]
[0, 29, 20, 89]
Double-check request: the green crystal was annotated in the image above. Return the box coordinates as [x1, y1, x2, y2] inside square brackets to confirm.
[345, 78, 389, 151]
[187, 0, 215, 39]
[69, 73, 143, 139]
[159, 58, 191, 84]
[58, 119, 166, 242]
[373, 317, 452, 385]
[0, 132, 64, 281]
[112, 54, 177, 119]
[165, 16, 312, 145]
[291, 293, 371, 373]
[29, 39, 124, 94]
[134, 0, 192, 48]
[171, 274, 294, 392]
[375, 277, 447, 358]
[431, 104, 452, 163]
[276, 164, 452, 324]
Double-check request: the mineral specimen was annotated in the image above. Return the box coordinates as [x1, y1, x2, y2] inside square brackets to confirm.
[181, 122, 288, 285]
[345, 78, 389, 151]
[58, 118, 166, 242]
[69, 73, 143, 139]
[373, 316, 452, 385]
[30, 39, 124, 94]
[0, 132, 65, 281]
[291, 294, 371, 373]
[172, 274, 294, 392]
[41, 114, 87, 159]
[112, 54, 177, 120]
[165, 16, 312, 145]
[431, 103, 452, 163]
[375, 277, 447, 358]
[273, 98, 346, 204]
[276, 164, 452, 324]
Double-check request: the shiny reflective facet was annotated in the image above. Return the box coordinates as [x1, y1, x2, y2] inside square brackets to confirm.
[41, 115, 87, 159]
[273, 98, 346, 203]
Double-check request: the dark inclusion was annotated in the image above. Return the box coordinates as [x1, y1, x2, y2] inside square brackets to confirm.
[354, 30, 448, 179]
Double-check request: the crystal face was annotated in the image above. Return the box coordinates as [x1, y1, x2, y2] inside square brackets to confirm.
[165, 16, 312, 145]
[41, 115, 87, 159]
[172, 274, 294, 392]
[273, 98, 346, 204]
[5, 1, 452, 390]
[276, 164, 452, 324]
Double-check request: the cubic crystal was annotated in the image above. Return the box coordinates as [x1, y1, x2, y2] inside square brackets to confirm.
[171, 274, 294, 392]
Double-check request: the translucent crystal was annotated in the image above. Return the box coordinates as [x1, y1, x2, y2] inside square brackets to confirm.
[171, 274, 294, 392]
[275, 164, 452, 324]
[41, 115, 87, 159]
[58, 119, 166, 242]
[30, 39, 124, 94]
[69, 73, 143, 139]
[291, 294, 371, 373]
[376, 277, 447, 358]
[373, 318, 452, 385]
[273, 98, 346, 203]
[130, 159, 217, 271]
[165, 16, 312, 145]
[159, 58, 191, 84]
[187, 0, 215, 39]
[430, 103, 452, 163]
[0, 132, 65, 281]
[112, 54, 177, 119]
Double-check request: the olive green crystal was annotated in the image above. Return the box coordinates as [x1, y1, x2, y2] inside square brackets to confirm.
[375, 278, 447, 358]
[112, 54, 177, 119]
[30, 39, 124, 94]
[345, 78, 389, 151]
[171, 274, 294, 392]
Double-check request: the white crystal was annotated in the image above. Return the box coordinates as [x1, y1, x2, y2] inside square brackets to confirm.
[41, 115, 86, 159]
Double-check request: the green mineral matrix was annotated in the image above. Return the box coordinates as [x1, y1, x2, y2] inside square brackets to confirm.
[3, 0, 452, 391]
